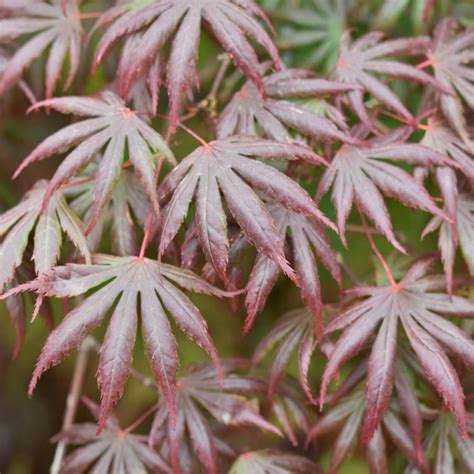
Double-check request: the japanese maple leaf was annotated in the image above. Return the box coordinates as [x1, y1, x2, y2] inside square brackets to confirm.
[149, 360, 281, 474]
[244, 203, 341, 337]
[405, 411, 474, 474]
[0, 0, 83, 98]
[14, 92, 174, 232]
[66, 165, 151, 256]
[272, 0, 348, 71]
[259, 376, 313, 447]
[217, 68, 358, 143]
[423, 193, 474, 294]
[0, 47, 35, 103]
[430, 18, 474, 149]
[0, 180, 90, 291]
[116, 34, 164, 116]
[54, 398, 171, 474]
[316, 127, 454, 252]
[335, 31, 446, 126]
[2, 254, 230, 432]
[305, 389, 426, 474]
[320, 258, 474, 440]
[93, 0, 281, 130]
[158, 137, 331, 285]
[252, 308, 333, 405]
[229, 450, 322, 474]
[419, 115, 474, 223]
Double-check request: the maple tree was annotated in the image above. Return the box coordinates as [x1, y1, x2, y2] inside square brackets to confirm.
[0, 1, 473, 473]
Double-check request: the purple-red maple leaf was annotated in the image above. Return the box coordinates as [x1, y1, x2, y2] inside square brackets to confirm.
[53, 398, 171, 474]
[0, 0, 83, 98]
[335, 31, 447, 126]
[306, 387, 425, 474]
[93, 0, 281, 129]
[316, 127, 454, 251]
[320, 258, 474, 440]
[15, 92, 174, 231]
[158, 137, 331, 285]
[229, 450, 322, 474]
[1, 254, 230, 433]
[149, 359, 281, 474]
[423, 193, 474, 293]
[243, 203, 341, 337]
[430, 18, 474, 149]
[217, 68, 358, 143]
[66, 165, 151, 256]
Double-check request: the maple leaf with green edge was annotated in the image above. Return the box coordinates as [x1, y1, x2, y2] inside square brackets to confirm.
[14, 92, 174, 232]
[271, 0, 349, 72]
[243, 203, 341, 337]
[405, 410, 474, 474]
[158, 137, 331, 285]
[319, 258, 474, 441]
[53, 397, 171, 474]
[65, 165, 151, 257]
[430, 18, 474, 149]
[149, 359, 281, 474]
[0, 180, 90, 291]
[217, 68, 358, 143]
[229, 450, 322, 474]
[93, 0, 281, 130]
[305, 387, 427, 474]
[0, 0, 83, 98]
[418, 115, 474, 225]
[252, 307, 334, 405]
[423, 193, 474, 294]
[335, 31, 447, 127]
[1, 254, 231, 433]
[316, 126, 454, 252]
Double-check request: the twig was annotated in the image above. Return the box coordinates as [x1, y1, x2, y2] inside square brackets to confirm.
[50, 337, 94, 474]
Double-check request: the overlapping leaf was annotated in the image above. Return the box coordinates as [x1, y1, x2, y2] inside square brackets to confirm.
[1, 254, 230, 432]
[15, 92, 174, 231]
[93, 0, 281, 129]
[158, 137, 331, 284]
[316, 128, 454, 251]
[54, 398, 171, 474]
[0, 0, 83, 98]
[217, 68, 357, 143]
[244, 203, 341, 336]
[335, 31, 446, 126]
[320, 258, 474, 440]
[66, 165, 150, 256]
[306, 389, 425, 474]
[0, 180, 90, 291]
[431, 18, 474, 148]
[229, 450, 322, 474]
[423, 193, 474, 293]
[419, 115, 474, 223]
[252, 308, 328, 404]
[149, 360, 281, 474]
[405, 411, 474, 474]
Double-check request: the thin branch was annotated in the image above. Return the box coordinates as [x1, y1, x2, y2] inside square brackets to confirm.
[50, 337, 94, 474]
